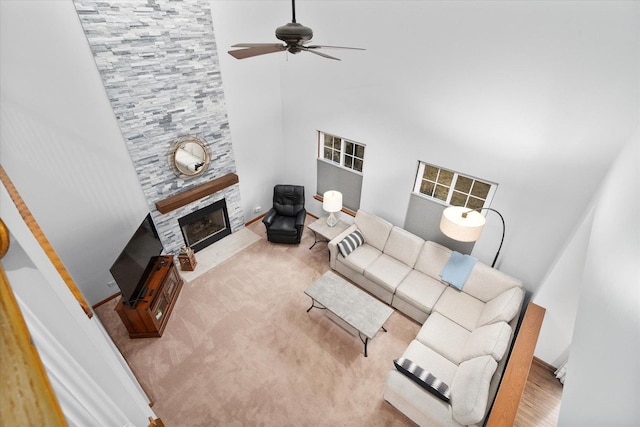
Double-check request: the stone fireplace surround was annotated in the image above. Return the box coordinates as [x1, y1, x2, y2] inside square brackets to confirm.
[74, 0, 245, 256]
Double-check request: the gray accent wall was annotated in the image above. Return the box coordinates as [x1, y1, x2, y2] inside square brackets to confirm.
[316, 159, 363, 211]
[404, 193, 475, 255]
[74, 0, 243, 255]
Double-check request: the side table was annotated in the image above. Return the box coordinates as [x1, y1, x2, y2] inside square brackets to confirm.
[308, 216, 350, 250]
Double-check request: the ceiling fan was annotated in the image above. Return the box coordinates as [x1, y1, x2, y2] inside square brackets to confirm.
[228, 0, 364, 61]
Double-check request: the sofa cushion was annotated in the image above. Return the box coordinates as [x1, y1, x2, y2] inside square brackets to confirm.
[463, 262, 523, 302]
[394, 357, 451, 402]
[383, 227, 425, 267]
[337, 229, 364, 258]
[462, 322, 512, 362]
[439, 252, 478, 290]
[354, 209, 393, 252]
[416, 312, 470, 365]
[339, 243, 381, 275]
[414, 241, 452, 280]
[433, 287, 485, 331]
[394, 270, 447, 315]
[364, 254, 412, 294]
[450, 355, 498, 426]
[476, 287, 524, 328]
[400, 340, 459, 386]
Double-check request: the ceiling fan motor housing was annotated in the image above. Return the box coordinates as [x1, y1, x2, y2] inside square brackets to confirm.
[276, 22, 313, 52]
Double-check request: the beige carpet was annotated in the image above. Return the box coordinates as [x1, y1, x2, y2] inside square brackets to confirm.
[95, 217, 419, 426]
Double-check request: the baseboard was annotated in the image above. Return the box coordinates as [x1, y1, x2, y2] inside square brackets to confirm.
[92, 292, 120, 309]
[246, 213, 265, 226]
[532, 356, 557, 373]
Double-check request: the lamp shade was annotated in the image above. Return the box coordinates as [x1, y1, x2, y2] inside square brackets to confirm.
[323, 191, 343, 213]
[440, 206, 486, 242]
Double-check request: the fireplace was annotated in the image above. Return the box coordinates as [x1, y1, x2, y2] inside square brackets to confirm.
[178, 198, 231, 252]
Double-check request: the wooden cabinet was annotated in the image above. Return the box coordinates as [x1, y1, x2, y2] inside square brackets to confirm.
[115, 255, 183, 338]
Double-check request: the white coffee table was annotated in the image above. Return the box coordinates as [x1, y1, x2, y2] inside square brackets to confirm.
[305, 271, 394, 357]
[307, 216, 350, 249]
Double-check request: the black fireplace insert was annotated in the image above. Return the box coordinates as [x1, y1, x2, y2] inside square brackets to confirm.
[178, 198, 231, 252]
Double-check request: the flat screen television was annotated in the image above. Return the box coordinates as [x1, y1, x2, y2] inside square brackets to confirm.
[109, 213, 164, 308]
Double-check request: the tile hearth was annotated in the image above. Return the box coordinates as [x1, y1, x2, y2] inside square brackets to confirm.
[177, 227, 260, 283]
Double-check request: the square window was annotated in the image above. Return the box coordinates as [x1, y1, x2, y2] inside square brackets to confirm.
[467, 196, 485, 210]
[455, 176, 473, 193]
[471, 181, 491, 199]
[318, 132, 365, 172]
[420, 180, 435, 196]
[345, 156, 353, 168]
[424, 165, 438, 181]
[434, 184, 449, 201]
[437, 169, 454, 186]
[450, 191, 467, 206]
[413, 161, 496, 212]
[345, 141, 354, 155]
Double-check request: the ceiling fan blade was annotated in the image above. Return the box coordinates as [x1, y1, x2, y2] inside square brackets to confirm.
[305, 45, 366, 51]
[298, 46, 340, 61]
[228, 44, 286, 59]
[231, 43, 284, 48]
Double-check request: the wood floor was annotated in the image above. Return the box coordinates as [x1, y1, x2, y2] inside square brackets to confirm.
[514, 358, 564, 426]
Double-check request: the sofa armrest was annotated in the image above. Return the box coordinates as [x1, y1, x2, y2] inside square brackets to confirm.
[328, 224, 357, 269]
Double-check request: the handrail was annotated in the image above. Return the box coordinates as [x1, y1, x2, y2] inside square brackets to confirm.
[0, 165, 92, 318]
[486, 301, 546, 426]
[1, 247, 67, 425]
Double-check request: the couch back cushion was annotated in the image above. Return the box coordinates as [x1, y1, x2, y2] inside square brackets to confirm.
[383, 227, 425, 267]
[463, 262, 523, 302]
[414, 241, 452, 280]
[450, 355, 497, 425]
[476, 286, 524, 328]
[461, 322, 512, 362]
[354, 210, 393, 252]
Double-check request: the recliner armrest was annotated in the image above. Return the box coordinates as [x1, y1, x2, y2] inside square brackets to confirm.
[295, 209, 306, 227]
[262, 208, 277, 226]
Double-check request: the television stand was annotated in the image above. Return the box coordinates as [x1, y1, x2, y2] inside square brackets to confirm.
[115, 255, 183, 338]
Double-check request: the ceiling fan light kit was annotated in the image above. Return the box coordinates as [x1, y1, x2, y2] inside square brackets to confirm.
[228, 0, 364, 61]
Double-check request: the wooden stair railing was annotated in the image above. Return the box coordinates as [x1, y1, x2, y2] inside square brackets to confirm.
[1, 219, 67, 426]
[0, 165, 92, 318]
[1, 168, 164, 427]
[486, 301, 546, 426]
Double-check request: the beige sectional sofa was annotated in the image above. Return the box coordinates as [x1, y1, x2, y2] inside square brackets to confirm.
[328, 209, 525, 427]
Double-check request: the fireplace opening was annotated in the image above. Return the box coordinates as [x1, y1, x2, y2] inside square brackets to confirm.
[178, 198, 231, 252]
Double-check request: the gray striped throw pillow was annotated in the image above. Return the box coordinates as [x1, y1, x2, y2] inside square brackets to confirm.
[394, 357, 451, 402]
[337, 230, 364, 258]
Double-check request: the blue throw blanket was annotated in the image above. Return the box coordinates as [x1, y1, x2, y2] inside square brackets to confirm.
[440, 251, 478, 290]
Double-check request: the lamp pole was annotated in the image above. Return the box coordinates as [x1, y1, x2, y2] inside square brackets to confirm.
[466, 207, 505, 268]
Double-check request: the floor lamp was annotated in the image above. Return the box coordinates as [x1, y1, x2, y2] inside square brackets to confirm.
[439, 206, 505, 268]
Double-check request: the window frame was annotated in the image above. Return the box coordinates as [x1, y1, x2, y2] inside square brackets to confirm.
[317, 131, 365, 175]
[412, 161, 497, 212]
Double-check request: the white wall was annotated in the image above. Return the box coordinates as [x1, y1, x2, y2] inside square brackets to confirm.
[211, 1, 288, 222]
[1, 1, 638, 384]
[557, 128, 639, 425]
[1, 183, 157, 425]
[210, 1, 639, 295]
[0, 0, 149, 304]
[533, 206, 593, 366]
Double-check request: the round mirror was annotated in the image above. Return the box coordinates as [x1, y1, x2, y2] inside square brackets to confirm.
[170, 135, 210, 177]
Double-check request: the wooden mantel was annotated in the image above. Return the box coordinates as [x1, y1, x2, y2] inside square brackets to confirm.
[155, 173, 239, 214]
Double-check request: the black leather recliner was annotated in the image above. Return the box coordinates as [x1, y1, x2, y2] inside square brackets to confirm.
[262, 185, 306, 244]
